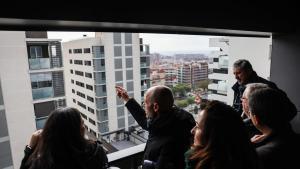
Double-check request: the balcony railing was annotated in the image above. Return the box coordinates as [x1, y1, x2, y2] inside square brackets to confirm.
[32, 87, 53, 100]
[29, 58, 50, 70]
[140, 63, 149, 68]
[141, 74, 150, 80]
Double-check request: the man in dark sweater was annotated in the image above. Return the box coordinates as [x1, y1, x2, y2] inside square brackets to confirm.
[116, 85, 195, 169]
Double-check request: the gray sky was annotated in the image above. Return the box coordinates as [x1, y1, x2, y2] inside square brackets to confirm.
[48, 32, 219, 55]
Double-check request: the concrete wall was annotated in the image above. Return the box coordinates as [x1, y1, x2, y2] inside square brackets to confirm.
[0, 31, 36, 168]
[271, 33, 300, 133]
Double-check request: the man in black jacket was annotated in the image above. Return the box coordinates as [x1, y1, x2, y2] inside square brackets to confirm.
[232, 59, 278, 116]
[116, 85, 195, 169]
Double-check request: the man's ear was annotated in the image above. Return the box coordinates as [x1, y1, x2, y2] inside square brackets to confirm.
[251, 113, 260, 126]
[153, 102, 159, 113]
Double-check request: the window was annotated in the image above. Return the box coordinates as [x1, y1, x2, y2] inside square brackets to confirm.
[87, 96, 94, 103]
[69, 59, 73, 64]
[69, 49, 72, 54]
[126, 58, 133, 68]
[125, 46, 132, 56]
[114, 46, 122, 57]
[86, 84, 93, 91]
[71, 79, 74, 84]
[115, 71, 123, 81]
[98, 121, 109, 133]
[114, 58, 122, 69]
[128, 115, 136, 126]
[72, 98, 76, 103]
[75, 81, 84, 87]
[89, 118, 96, 125]
[73, 48, 82, 53]
[77, 101, 86, 109]
[117, 106, 124, 116]
[70, 69, 73, 74]
[30, 46, 42, 58]
[118, 117, 125, 128]
[92, 46, 104, 58]
[113, 33, 121, 44]
[72, 89, 75, 93]
[88, 107, 95, 114]
[84, 48, 91, 53]
[76, 91, 85, 98]
[30, 73, 53, 100]
[126, 70, 133, 80]
[84, 60, 91, 66]
[75, 70, 84, 76]
[127, 81, 134, 91]
[85, 72, 92, 78]
[125, 33, 132, 44]
[74, 60, 83, 65]
[97, 109, 108, 122]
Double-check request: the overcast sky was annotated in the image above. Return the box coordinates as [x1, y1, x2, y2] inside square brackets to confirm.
[48, 32, 220, 55]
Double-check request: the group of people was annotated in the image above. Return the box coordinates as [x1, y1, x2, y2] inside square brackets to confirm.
[21, 59, 299, 169]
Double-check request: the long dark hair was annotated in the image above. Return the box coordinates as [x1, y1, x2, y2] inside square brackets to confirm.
[27, 107, 90, 169]
[190, 101, 259, 169]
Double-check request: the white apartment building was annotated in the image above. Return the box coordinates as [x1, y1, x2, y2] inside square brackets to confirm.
[0, 31, 66, 169]
[208, 37, 272, 104]
[63, 33, 149, 139]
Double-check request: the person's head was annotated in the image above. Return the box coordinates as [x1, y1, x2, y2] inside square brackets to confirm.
[242, 83, 268, 117]
[144, 85, 174, 118]
[233, 59, 254, 84]
[194, 94, 202, 105]
[248, 88, 291, 132]
[191, 100, 258, 169]
[29, 107, 87, 168]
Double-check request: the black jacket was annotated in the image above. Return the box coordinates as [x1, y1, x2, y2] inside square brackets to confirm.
[20, 141, 109, 169]
[253, 126, 300, 169]
[232, 71, 278, 115]
[125, 98, 195, 169]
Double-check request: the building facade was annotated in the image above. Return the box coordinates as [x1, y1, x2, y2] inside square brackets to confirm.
[63, 33, 149, 140]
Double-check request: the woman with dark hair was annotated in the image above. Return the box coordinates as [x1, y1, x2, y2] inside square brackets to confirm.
[20, 107, 109, 169]
[185, 100, 259, 169]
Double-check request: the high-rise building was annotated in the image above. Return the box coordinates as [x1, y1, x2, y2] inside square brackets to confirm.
[208, 38, 230, 103]
[26, 31, 66, 129]
[63, 33, 149, 140]
[139, 38, 151, 102]
[0, 31, 66, 169]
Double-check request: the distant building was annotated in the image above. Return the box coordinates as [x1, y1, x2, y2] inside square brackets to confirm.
[178, 62, 208, 88]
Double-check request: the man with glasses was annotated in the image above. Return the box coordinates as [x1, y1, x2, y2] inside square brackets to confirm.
[116, 85, 195, 169]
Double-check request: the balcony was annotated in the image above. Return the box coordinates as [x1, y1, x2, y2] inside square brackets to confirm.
[140, 63, 149, 68]
[32, 87, 53, 100]
[141, 74, 150, 80]
[29, 58, 50, 70]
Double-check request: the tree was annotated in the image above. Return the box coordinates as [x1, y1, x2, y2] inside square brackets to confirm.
[176, 99, 189, 108]
[195, 80, 210, 90]
[186, 97, 195, 105]
[172, 83, 191, 98]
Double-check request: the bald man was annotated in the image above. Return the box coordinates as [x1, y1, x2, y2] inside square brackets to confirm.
[116, 85, 195, 169]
